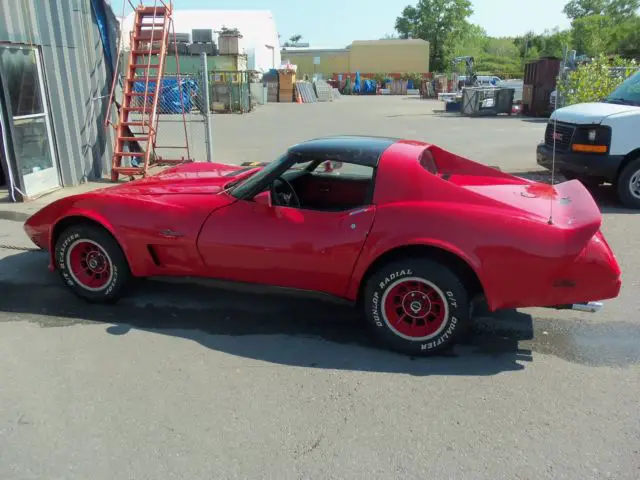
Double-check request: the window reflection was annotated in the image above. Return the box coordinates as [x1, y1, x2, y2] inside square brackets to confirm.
[12, 117, 54, 175]
[0, 47, 44, 117]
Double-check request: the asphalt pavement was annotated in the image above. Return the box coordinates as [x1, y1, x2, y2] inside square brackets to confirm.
[1, 97, 639, 479]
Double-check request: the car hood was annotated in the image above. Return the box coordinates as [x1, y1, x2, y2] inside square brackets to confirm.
[101, 162, 255, 196]
[551, 102, 639, 124]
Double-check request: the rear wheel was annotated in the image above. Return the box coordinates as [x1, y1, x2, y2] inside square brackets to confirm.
[54, 224, 131, 303]
[363, 258, 470, 356]
[615, 157, 640, 209]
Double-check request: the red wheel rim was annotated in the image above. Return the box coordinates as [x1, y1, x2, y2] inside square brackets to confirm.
[66, 239, 113, 291]
[382, 277, 449, 340]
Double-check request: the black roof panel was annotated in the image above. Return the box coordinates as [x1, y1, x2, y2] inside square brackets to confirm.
[288, 135, 398, 167]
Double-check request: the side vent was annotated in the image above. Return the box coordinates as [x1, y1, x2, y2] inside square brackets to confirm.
[147, 245, 161, 266]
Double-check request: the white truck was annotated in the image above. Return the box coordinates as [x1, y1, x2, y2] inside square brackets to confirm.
[537, 70, 640, 208]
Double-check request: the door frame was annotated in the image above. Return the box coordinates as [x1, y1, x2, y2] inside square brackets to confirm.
[0, 73, 22, 202]
[0, 43, 61, 201]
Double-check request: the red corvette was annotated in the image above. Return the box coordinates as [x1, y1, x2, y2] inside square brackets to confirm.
[24, 136, 622, 355]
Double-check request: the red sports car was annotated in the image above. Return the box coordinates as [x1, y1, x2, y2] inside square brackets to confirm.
[24, 136, 622, 355]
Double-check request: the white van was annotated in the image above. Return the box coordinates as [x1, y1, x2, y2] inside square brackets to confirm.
[536, 70, 640, 208]
[457, 75, 502, 86]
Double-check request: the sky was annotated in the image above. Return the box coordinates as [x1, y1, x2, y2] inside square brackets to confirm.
[114, 0, 573, 46]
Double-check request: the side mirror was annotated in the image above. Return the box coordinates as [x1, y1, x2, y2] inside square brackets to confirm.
[254, 190, 272, 207]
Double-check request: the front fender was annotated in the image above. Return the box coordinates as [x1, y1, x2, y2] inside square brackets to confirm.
[47, 201, 129, 272]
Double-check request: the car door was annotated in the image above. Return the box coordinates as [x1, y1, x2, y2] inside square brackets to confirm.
[196, 198, 376, 297]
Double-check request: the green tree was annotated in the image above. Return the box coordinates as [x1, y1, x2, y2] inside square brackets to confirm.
[513, 29, 571, 61]
[610, 16, 640, 57]
[572, 15, 615, 55]
[558, 54, 638, 105]
[394, 0, 474, 71]
[563, 0, 639, 19]
[539, 28, 572, 58]
[450, 22, 487, 59]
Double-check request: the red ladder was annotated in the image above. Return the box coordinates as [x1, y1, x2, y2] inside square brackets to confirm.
[109, 2, 188, 181]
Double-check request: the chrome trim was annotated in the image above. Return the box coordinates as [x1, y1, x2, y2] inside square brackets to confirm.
[570, 302, 603, 313]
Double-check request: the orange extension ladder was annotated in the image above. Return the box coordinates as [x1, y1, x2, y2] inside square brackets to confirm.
[107, 1, 191, 181]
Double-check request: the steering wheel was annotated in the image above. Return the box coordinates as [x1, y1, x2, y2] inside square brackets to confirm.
[271, 177, 301, 208]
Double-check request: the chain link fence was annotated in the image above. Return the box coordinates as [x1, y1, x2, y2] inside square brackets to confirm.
[209, 70, 253, 113]
[125, 68, 210, 163]
[124, 64, 259, 163]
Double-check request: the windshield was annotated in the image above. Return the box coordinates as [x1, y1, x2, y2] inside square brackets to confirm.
[605, 71, 640, 106]
[228, 154, 288, 197]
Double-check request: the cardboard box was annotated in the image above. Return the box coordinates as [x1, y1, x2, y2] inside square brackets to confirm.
[279, 73, 296, 88]
[279, 89, 294, 102]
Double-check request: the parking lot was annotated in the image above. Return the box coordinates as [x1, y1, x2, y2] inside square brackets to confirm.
[1, 96, 639, 479]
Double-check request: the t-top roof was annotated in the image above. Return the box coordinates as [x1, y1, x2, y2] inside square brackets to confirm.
[288, 136, 398, 167]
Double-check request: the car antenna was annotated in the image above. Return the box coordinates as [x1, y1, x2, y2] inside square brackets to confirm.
[548, 46, 569, 226]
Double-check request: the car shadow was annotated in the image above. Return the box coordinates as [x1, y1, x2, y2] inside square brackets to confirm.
[0, 250, 533, 376]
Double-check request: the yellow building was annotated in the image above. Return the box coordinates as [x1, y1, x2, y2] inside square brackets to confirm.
[281, 39, 430, 78]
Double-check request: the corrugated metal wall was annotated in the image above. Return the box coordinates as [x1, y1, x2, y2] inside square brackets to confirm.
[0, 0, 118, 187]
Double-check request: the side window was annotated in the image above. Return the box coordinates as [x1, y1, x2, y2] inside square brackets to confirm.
[293, 160, 376, 212]
[312, 160, 375, 180]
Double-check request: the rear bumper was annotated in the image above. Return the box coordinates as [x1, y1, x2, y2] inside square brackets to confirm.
[486, 230, 622, 311]
[536, 143, 624, 182]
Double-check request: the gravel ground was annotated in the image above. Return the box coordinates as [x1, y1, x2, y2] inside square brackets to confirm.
[0, 96, 639, 480]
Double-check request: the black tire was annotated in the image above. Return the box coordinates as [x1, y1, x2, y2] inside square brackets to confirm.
[363, 258, 470, 356]
[615, 157, 640, 209]
[54, 223, 131, 303]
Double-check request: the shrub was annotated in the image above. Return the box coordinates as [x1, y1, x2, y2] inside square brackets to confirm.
[558, 55, 638, 106]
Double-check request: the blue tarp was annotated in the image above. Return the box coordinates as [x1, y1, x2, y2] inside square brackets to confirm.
[353, 72, 362, 93]
[90, 0, 115, 81]
[362, 79, 376, 94]
[132, 78, 198, 113]
[352, 72, 377, 94]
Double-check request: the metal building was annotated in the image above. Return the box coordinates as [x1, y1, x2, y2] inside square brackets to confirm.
[0, 0, 118, 202]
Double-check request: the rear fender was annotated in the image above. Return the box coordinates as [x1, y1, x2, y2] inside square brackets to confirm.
[348, 237, 491, 304]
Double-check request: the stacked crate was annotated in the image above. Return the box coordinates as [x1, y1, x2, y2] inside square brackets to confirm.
[189, 29, 216, 55]
[278, 70, 296, 102]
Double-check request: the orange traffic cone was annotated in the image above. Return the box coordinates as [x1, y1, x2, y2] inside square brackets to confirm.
[296, 89, 303, 104]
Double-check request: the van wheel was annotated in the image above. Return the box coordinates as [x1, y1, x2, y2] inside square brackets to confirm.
[615, 157, 640, 209]
[363, 258, 470, 356]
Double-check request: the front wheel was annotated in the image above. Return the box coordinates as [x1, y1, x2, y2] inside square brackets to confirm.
[615, 157, 640, 209]
[363, 258, 470, 356]
[54, 224, 131, 303]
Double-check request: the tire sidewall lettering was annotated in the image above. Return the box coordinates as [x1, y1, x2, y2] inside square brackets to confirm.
[421, 316, 457, 351]
[370, 268, 461, 349]
[57, 232, 118, 297]
[372, 269, 414, 330]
